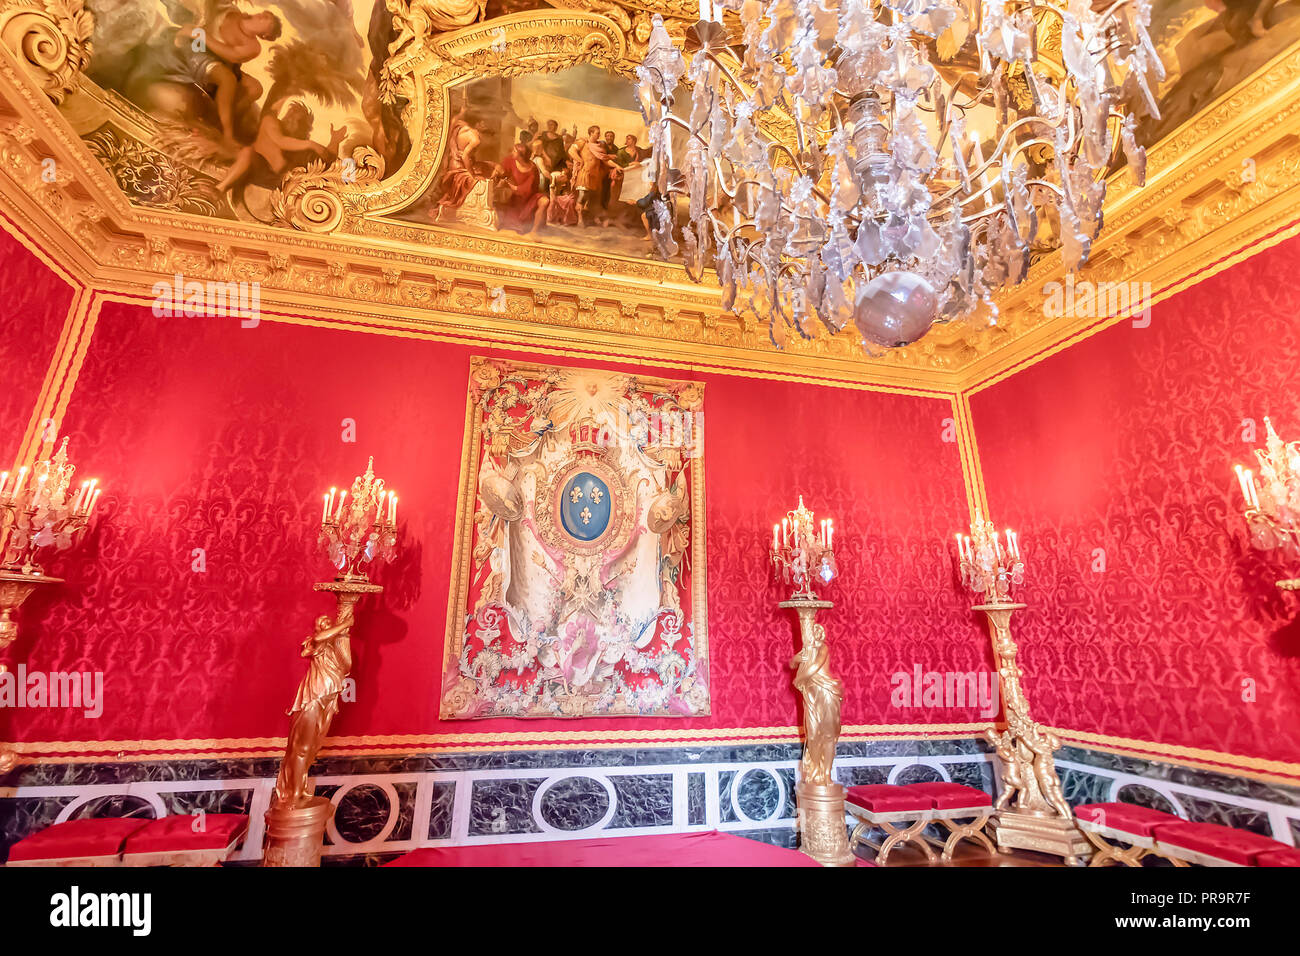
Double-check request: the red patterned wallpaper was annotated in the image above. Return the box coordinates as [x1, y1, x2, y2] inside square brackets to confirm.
[0, 223, 74, 464]
[3, 298, 984, 745]
[970, 234, 1300, 765]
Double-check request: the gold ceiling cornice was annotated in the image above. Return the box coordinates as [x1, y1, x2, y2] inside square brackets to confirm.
[0, 2, 1296, 394]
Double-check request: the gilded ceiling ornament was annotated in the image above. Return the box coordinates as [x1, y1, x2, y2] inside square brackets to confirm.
[0, 0, 92, 104]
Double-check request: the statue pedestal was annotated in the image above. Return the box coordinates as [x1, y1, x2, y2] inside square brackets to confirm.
[263, 797, 333, 868]
[991, 810, 1092, 865]
[795, 780, 856, 867]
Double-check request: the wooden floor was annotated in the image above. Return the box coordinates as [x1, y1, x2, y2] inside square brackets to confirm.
[856, 842, 1068, 867]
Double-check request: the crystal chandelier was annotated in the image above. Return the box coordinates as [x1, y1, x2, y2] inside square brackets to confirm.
[636, 0, 1163, 351]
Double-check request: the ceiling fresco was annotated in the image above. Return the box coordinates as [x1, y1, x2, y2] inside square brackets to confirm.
[0, 0, 1295, 388]
[54, 0, 1300, 264]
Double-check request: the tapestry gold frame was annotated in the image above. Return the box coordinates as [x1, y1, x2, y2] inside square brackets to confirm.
[439, 355, 709, 719]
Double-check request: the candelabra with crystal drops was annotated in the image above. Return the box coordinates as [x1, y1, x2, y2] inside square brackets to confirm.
[319, 456, 398, 583]
[951, 510, 1088, 864]
[770, 495, 837, 600]
[0, 437, 102, 575]
[955, 508, 1024, 605]
[771, 495, 852, 865]
[1233, 417, 1300, 590]
[265, 457, 400, 866]
[635, 0, 1163, 352]
[0, 436, 103, 650]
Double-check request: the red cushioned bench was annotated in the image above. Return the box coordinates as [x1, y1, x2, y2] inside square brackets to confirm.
[121, 814, 249, 867]
[845, 782, 994, 865]
[1075, 802, 1300, 867]
[6, 814, 248, 868]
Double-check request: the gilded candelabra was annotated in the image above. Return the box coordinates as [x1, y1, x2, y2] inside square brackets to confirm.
[0, 437, 103, 644]
[773, 497, 852, 866]
[955, 511, 1089, 864]
[1234, 417, 1300, 590]
[770, 496, 837, 600]
[319, 457, 398, 582]
[263, 457, 397, 867]
[0, 437, 102, 775]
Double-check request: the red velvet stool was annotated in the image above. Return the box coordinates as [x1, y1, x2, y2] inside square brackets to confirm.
[6, 818, 148, 867]
[845, 784, 942, 865]
[1256, 846, 1300, 867]
[122, 814, 249, 867]
[1152, 821, 1289, 867]
[901, 782, 995, 861]
[1074, 802, 1185, 867]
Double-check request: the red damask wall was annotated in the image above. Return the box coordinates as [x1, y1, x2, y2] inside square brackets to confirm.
[0, 223, 75, 460]
[970, 234, 1300, 765]
[3, 295, 985, 747]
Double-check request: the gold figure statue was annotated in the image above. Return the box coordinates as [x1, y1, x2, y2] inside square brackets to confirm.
[782, 598, 854, 866]
[264, 581, 381, 867]
[976, 602, 1090, 864]
[789, 617, 842, 788]
[272, 605, 356, 810]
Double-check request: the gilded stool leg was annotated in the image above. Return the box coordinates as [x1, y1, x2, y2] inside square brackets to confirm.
[849, 817, 871, 853]
[877, 814, 935, 865]
[939, 812, 995, 861]
[1081, 829, 1146, 867]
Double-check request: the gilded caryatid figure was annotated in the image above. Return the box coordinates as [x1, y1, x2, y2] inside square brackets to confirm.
[271, 603, 356, 810]
[789, 618, 842, 787]
[781, 597, 853, 865]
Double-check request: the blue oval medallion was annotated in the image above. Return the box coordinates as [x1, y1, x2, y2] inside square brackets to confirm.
[560, 472, 612, 541]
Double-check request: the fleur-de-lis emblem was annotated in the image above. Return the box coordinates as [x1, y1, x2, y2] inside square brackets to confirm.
[569, 486, 584, 504]
[589, 487, 604, 505]
[580, 507, 593, 525]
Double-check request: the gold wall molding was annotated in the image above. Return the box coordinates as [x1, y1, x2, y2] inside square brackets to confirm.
[7, 725, 1297, 790]
[0, 722, 995, 766]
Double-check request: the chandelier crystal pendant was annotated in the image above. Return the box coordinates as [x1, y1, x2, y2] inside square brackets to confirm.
[636, 0, 1164, 352]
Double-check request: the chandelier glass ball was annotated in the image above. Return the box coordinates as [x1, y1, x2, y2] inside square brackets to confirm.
[854, 270, 938, 347]
[636, 0, 1165, 353]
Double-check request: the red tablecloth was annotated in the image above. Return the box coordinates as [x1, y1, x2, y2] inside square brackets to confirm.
[385, 830, 826, 867]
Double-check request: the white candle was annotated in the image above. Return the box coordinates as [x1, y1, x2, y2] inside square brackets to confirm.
[73, 480, 89, 512]
[699, 0, 708, 21]
[1235, 465, 1252, 508]
[1244, 469, 1260, 510]
[828, 521, 833, 551]
[12, 466, 28, 499]
[0, 472, 8, 499]
[335, 490, 348, 522]
[782, 517, 789, 547]
[322, 493, 330, 523]
[772, 524, 779, 551]
[389, 493, 397, 526]
[87, 488, 101, 515]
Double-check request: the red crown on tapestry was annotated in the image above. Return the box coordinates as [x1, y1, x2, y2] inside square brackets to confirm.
[568, 417, 609, 457]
